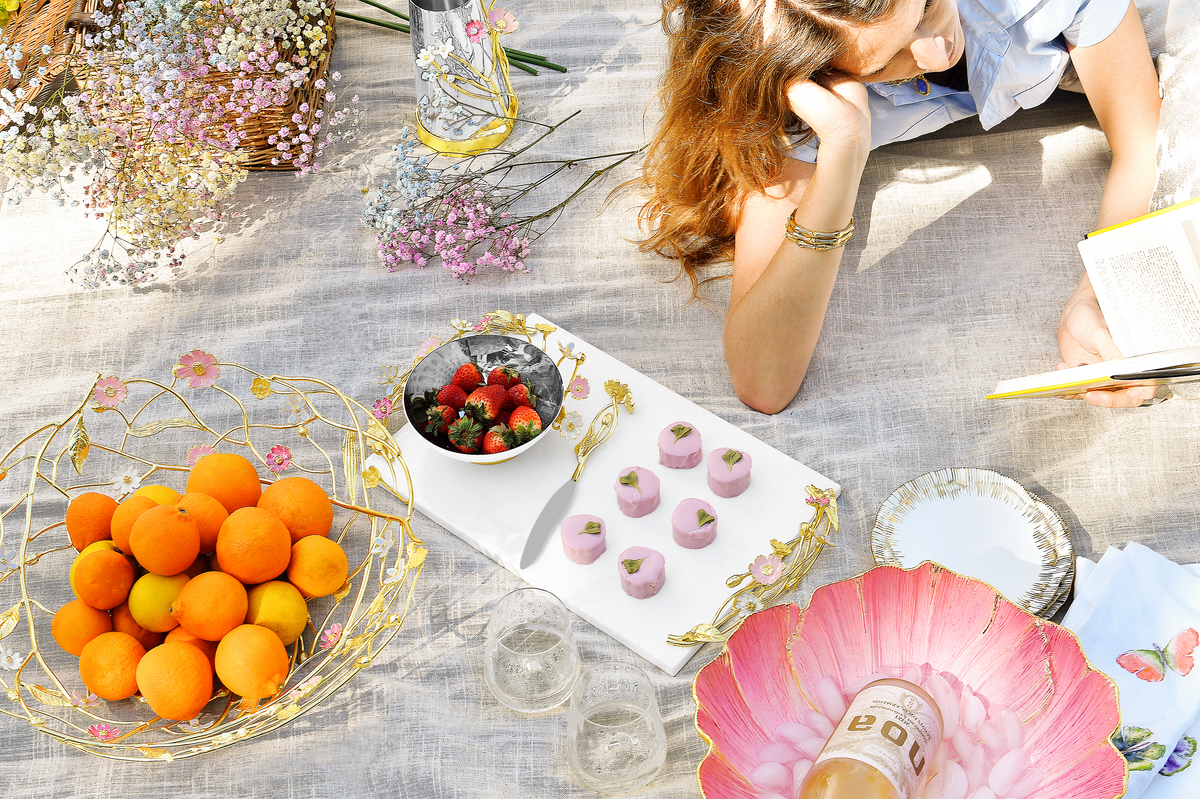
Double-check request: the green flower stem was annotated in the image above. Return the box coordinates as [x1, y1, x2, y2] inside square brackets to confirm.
[335, 11, 544, 74]
[503, 48, 567, 72]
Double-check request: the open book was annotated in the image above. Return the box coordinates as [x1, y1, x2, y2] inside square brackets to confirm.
[989, 197, 1200, 398]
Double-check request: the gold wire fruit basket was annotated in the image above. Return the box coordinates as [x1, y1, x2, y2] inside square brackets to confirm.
[0, 352, 424, 760]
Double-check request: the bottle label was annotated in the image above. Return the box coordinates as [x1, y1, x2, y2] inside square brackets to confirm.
[813, 682, 943, 797]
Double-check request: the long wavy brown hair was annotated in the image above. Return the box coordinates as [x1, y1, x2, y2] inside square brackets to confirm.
[638, 0, 896, 297]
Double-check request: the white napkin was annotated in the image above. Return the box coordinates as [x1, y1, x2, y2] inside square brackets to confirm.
[1064, 543, 1200, 799]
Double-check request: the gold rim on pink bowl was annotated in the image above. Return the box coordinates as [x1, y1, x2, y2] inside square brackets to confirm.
[690, 562, 1127, 799]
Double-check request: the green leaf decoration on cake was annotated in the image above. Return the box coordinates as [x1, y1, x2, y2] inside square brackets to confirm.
[619, 470, 640, 492]
[1113, 726, 1169, 771]
[722, 449, 743, 472]
[580, 521, 603, 536]
[696, 509, 716, 527]
[623, 558, 645, 574]
[671, 425, 692, 443]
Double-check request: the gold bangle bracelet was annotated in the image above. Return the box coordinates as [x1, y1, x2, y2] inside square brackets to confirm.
[784, 212, 855, 251]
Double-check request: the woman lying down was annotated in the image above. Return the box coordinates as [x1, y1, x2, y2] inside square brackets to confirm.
[639, 0, 1164, 413]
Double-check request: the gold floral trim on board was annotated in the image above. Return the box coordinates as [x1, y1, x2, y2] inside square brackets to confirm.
[666, 485, 837, 647]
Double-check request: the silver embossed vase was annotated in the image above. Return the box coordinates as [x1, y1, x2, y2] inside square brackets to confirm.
[409, 0, 517, 154]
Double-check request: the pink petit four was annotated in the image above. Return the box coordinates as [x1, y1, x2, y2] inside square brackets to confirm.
[658, 421, 703, 469]
[671, 498, 717, 549]
[614, 466, 660, 517]
[560, 514, 607, 564]
[617, 546, 665, 598]
[707, 447, 752, 498]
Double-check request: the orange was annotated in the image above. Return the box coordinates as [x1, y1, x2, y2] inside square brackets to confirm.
[165, 627, 219, 673]
[130, 484, 181, 505]
[215, 507, 291, 585]
[51, 599, 113, 656]
[286, 536, 349, 599]
[169, 571, 248, 641]
[65, 492, 117, 552]
[73, 549, 136, 610]
[135, 641, 213, 720]
[111, 600, 165, 651]
[186, 453, 262, 513]
[79, 631, 145, 701]
[70, 540, 124, 589]
[214, 624, 290, 700]
[128, 504, 200, 576]
[257, 477, 333, 543]
[175, 492, 228, 554]
[110, 494, 157, 553]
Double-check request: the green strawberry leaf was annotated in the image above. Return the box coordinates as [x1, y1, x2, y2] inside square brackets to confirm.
[622, 557, 645, 574]
[619, 470, 640, 492]
[722, 449, 743, 471]
[671, 425, 692, 443]
[580, 521, 603, 536]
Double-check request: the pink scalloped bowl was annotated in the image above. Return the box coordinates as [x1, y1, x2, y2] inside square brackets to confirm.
[693, 563, 1126, 799]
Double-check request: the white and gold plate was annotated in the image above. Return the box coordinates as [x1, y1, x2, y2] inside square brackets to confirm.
[871, 468, 1073, 616]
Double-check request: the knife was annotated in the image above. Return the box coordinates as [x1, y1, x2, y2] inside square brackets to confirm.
[519, 380, 634, 569]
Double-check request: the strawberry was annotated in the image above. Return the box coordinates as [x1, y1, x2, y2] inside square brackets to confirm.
[508, 406, 542, 443]
[506, 382, 537, 410]
[436, 383, 468, 410]
[464, 385, 507, 424]
[424, 404, 457, 437]
[451, 363, 483, 393]
[447, 416, 484, 453]
[408, 388, 438, 418]
[494, 409, 511, 428]
[487, 366, 522, 390]
[482, 424, 516, 454]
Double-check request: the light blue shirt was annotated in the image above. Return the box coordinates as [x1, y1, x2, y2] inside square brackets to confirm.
[788, 0, 1130, 162]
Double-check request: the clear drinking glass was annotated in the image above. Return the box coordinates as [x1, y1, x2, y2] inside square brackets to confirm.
[483, 587, 580, 713]
[566, 661, 668, 793]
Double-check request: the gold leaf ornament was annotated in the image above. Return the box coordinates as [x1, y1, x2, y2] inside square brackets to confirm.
[68, 416, 89, 475]
[362, 466, 382, 489]
[251, 377, 272, 399]
[27, 684, 73, 707]
[0, 605, 19, 639]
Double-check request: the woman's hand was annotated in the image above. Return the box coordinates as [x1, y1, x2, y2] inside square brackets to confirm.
[786, 76, 872, 157]
[1057, 275, 1157, 407]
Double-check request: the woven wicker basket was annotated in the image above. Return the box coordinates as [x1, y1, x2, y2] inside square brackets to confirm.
[0, 0, 337, 172]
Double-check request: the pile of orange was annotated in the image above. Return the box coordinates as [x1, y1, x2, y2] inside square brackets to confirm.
[52, 453, 348, 721]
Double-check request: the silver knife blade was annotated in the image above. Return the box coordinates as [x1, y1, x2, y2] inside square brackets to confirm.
[520, 477, 578, 569]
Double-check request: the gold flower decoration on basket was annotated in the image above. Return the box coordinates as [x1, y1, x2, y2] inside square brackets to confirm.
[666, 485, 837, 647]
[0, 353, 424, 760]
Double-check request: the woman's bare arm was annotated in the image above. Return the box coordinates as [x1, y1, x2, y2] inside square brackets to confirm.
[1058, 0, 1162, 407]
[724, 78, 872, 414]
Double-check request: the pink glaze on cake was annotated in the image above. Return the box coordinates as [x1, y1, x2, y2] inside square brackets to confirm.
[614, 466, 660, 517]
[671, 498, 717, 549]
[707, 447, 752, 498]
[658, 420, 703, 469]
[560, 514, 607, 564]
[617, 546, 665, 598]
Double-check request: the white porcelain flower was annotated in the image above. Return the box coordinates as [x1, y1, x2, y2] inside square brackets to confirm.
[559, 410, 583, 441]
[110, 467, 142, 498]
[1, 647, 22, 670]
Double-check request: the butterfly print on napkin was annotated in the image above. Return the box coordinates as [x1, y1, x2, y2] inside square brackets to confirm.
[1117, 628, 1200, 682]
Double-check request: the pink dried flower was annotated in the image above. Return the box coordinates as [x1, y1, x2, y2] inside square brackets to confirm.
[320, 623, 342, 650]
[372, 398, 393, 420]
[92, 377, 128, 407]
[176, 350, 219, 388]
[187, 444, 217, 468]
[487, 7, 519, 33]
[267, 445, 292, 474]
[567, 376, 590, 400]
[749, 554, 785, 586]
[87, 723, 121, 741]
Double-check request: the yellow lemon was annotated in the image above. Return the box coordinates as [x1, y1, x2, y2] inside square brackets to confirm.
[130, 484, 181, 505]
[127, 572, 190, 632]
[245, 581, 309, 646]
